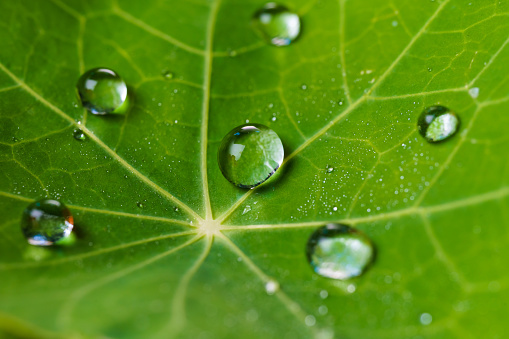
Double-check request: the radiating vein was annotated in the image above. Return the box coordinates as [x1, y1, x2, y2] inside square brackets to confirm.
[221, 186, 509, 231]
[0, 61, 202, 222]
[338, 0, 352, 104]
[0, 230, 197, 271]
[111, 5, 205, 56]
[0, 191, 194, 227]
[217, 233, 318, 337]
[57, 235, 203, 328]
[162, 236, 213, 337]
[200, 0, 222, 220]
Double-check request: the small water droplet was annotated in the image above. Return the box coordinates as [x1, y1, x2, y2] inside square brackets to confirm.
[420, 313, 432, 325]
[306, 224, 375, 280]
[73, 129, 86, 141]
[417, 106, 460, 143]
[21, 199, 74, 246]
[12, 137, 19, 142]
[136, 202, 145, 208]
[319, 290, 328, 299]
[346, 284, 356, 293]
[427, 67, 433, 72]
[252, 3, 301, 47]
[218, 123, 284, 188]
[161, 70, 174, 79]
[305, 315, 316, 327]
[77, 68, 130, 115]
[326, 166, 334, 173]
[468, 87, 479, 99]
[265, 280, 279, 295]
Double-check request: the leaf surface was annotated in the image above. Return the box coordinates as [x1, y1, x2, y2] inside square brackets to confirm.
[0, 0, 508, 338]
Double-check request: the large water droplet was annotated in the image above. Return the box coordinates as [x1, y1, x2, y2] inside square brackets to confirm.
[21, 199, 74, 246]
[306, 224, 375, 280]
[218, 123, 284, 188]
[77, 68, 129, 115]
[252, 3, 301, 47]
[73, 129, 86, 141]
[417, 106, 460, 143]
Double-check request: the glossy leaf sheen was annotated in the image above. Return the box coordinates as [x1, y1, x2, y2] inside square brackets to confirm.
[0, 0, 508, 338]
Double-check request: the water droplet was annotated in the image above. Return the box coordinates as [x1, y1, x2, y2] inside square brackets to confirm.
[305, 315, 316, 327]
[468, 87, 479, 99]
[319, 290, 328, 299]
[252, 3, 301, 47]
[301, 84, 307, 90]
[12, 137, 19, 142]
[218, 123, 284, 188]
[73, 129, 86, 141]
[420, 313, 432, 325]
[161, 70, 174, 79]
[417, 106, 460, 143]
[326, 166, 334, 173]
[306, 224, 375, 280]
[265, 280, 279, 295]
[21, 199, 74, 246]
[136, 202, 145, 208]
[77, 67, 129, 115]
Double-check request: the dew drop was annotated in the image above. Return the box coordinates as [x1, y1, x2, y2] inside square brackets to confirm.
[161, 70, 174, 79]
[252, 3, 301, 47]
[306, 224, 375, 280]
[73, 129, 86, 141]
[305, 315, 316, 327]
[420, 313, 432, 325]
[77, 67, 129, 115]
[265, 280, 279, 295]
[218, 123, 284, 188]
[326, 166, 334, 173]
[136, 202, 145, 209]
[417, 106, 460, 143]
[21, 199, 74, 246]
[468, 87, 479, 99]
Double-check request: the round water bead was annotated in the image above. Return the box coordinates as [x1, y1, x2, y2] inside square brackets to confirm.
[306, 224, 375, 280]
[77, 67, 129, 115]
[21, 199, 74, 246]
[218, 123, 284, 188]
[418, 106, 460, 143]
[252, 3, 301, 46]
[73, 129, 86, 141]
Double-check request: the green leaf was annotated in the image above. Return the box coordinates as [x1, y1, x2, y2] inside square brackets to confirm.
[1, 0, 508, 338]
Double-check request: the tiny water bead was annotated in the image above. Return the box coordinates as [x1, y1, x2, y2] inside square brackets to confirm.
[77, 67, 129, 115]
[417, 106, 460, 143]
[306, 224, 375, 280]
[21, 199, 74, 246]
[218, 123, 284, 188]
[162, 70, 174, 79]
[252, 3, 301, 47]
[73, 129, 86, 141]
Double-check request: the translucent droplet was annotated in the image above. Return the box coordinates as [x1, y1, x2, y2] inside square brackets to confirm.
[73, 129, 86, 141]
[306, 224, 375, 280]
[265, 280, 279, 295]
[77, 67, 129, 115]
[21, 199, 74, 246]
[162, 70, 174, 79]
[136, 202, 145, 208]
[218, 123, 284, 188]
[326, 166, 334, 173]
[420, 313, 432, 325]
[305, 315, 316, 327]
[468, 87, 479, 99]
[252, 3, 301, 47]
[417, 106, 460, 143]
